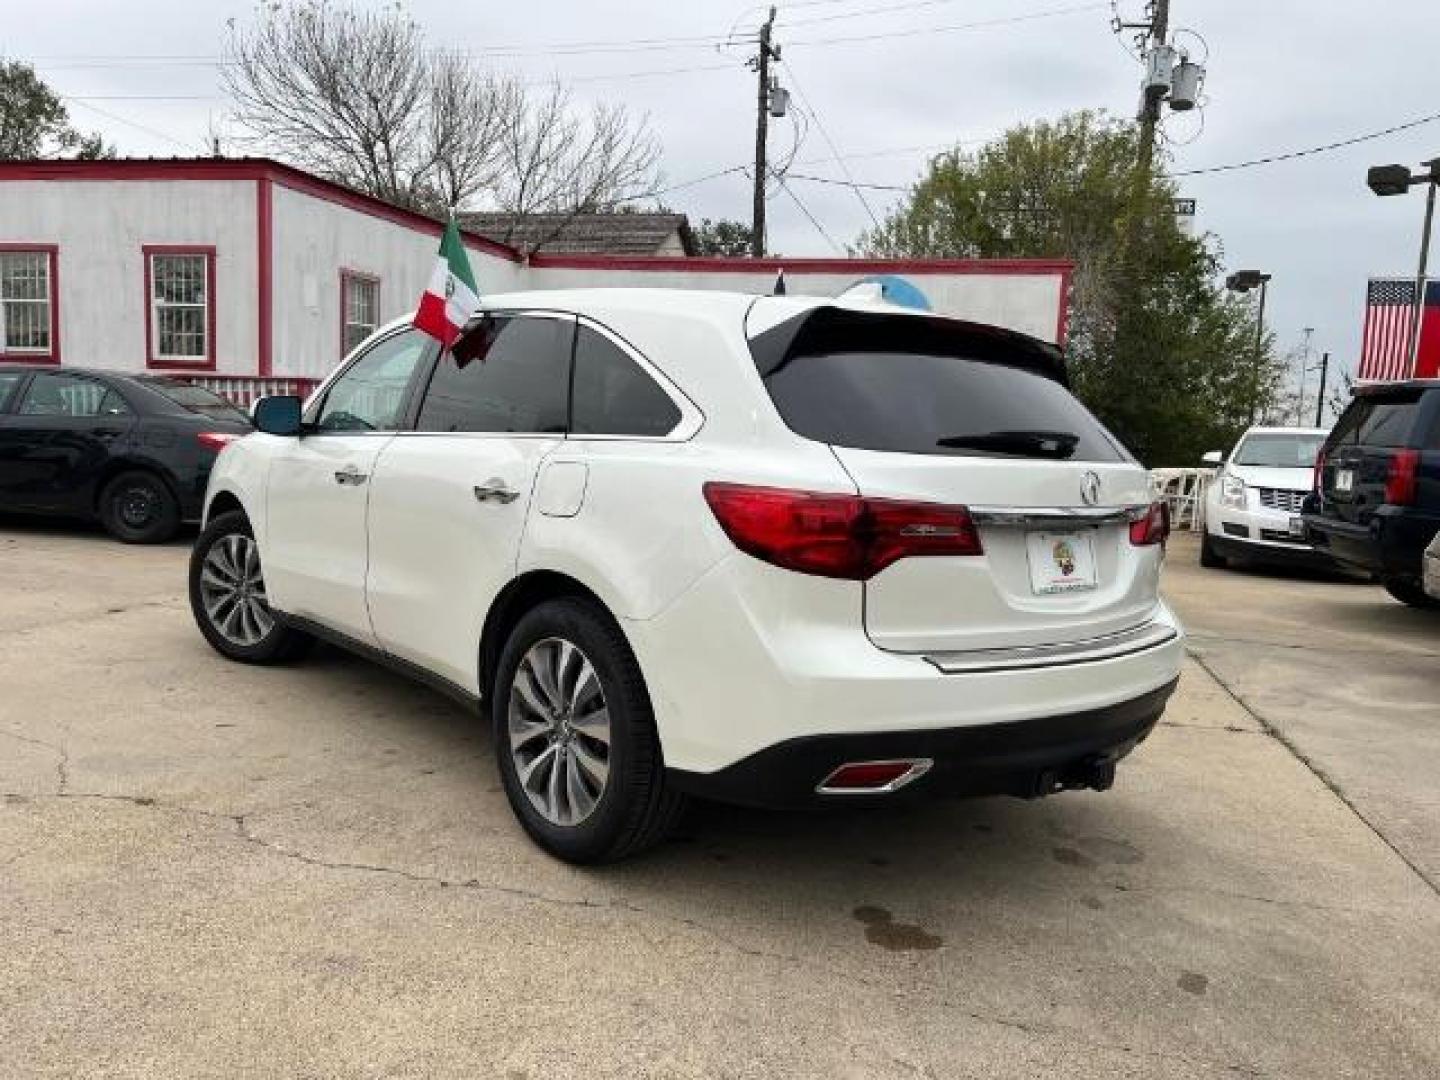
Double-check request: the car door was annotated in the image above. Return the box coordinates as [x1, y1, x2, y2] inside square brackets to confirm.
[0, 372, 135, 515]
[365, 312, 572, 693]
[262, 328, 434, 645]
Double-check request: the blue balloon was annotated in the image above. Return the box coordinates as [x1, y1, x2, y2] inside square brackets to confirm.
[853, 274, 932, 311]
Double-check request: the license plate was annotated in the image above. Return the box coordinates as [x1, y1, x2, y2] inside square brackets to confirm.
[1335, 469, 1355, 493]
[1026, 530, 1098, 595]
[1289, 516, 1305, 538]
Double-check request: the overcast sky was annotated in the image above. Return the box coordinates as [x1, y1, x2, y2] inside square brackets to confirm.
[15, 0, 1440, 396]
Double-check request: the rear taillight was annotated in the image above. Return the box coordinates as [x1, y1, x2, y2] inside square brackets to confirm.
[1313, 449, 1327, 494]
[1384, 449, 1420, 506]
[701, 482, 982, 581]
[196, 432, 240, 453]
[1129, 500, 1170, 547]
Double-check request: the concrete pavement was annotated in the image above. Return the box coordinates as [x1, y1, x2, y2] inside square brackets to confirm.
[1, 520, 1437, 1078]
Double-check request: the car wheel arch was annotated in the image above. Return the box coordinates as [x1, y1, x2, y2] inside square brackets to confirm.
[479, 570, 624, 700]
[204, 488, 247, 527]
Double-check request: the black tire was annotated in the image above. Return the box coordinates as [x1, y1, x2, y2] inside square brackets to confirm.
[1382, 577, 1440, 610]
[99, 470, 180, 544]
[188, 510, 314, 663]
[492, 597, 685, 864]
[1200, 532, 1228, 569]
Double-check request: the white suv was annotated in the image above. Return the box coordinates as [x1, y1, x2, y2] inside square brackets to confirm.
[189, 289, 1183, 862]
[1200, 426, 1329, 569]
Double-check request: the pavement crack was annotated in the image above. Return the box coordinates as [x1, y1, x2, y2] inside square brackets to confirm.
[1190, 651, 1440, 901]
[0, 727, 70, 793]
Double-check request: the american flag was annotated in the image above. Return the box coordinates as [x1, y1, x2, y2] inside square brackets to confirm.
[1360, 278, 1418, 381]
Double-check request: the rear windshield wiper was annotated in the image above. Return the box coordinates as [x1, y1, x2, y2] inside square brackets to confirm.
[935, 429, 1080, 459]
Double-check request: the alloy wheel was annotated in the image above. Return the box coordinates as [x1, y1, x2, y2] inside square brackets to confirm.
[508, 637, 612, 827]
[199, 532, 275, 647]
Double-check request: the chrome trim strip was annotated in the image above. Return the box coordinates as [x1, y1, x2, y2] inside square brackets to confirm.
[969, 504, 1150, 528]
[815, 758, 934, 796]
[923, 621, 1178, 674]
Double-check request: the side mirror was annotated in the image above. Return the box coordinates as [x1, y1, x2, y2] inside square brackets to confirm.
[1201, 450, 1223, 466]
[252, 395, 303, 436]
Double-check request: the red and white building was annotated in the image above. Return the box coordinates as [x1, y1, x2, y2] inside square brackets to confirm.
[0, 158, 1072, 405]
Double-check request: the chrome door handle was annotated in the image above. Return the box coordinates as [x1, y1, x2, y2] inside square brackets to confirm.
[334, 466, 368, 486]
[473, 479, 520, 504]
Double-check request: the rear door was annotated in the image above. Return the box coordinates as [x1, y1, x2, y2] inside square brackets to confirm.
[0, 372, 135, 514]
[263, 328, 433, 644]
[751, 306, 1156, 654]
[1321, 390, 1423, 525]
[365, 312, 571, 693]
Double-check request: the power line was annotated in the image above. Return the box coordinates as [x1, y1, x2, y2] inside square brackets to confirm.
[65, 98, 202, 153]
[778, 0, 970, 29]
[772, 172, 845, 254]
[787, 3, 1109, 46]
[1172, 110, 1440, 177]
[787, 171, 908, 191]
[780, 60, 882, 229]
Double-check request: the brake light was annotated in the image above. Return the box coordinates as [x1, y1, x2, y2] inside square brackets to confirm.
[1129, 500, 1170, 547]
[196, 432, 241, 453]
[1384, 449, 1420, 506]
[1313, 449, 1327, 494]
[702, 482, 982, 580]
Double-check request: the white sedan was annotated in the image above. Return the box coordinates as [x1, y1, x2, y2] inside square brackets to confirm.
[1425, 532, 1440, 600]
[1201, 426, 1331, 569]
[189, 289, 1184, 862]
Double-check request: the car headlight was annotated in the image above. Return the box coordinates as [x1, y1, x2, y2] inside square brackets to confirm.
[1220, 473, 1247, 509]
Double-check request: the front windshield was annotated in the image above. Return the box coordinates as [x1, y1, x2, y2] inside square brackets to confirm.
[1233, 433, 1325, 468]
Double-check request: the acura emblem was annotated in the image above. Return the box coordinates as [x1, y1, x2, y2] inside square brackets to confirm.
[1080, 471, 1102, 506]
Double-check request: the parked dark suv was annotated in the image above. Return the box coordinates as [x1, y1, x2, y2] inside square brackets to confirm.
[1305, 380, 1440, 609]
[0, 366, 252, 543]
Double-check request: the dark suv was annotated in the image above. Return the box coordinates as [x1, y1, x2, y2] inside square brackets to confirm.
[1305, 380, 1440, 608]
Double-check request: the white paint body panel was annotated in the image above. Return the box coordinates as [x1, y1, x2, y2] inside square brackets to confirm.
[204, 288, 1182, 775]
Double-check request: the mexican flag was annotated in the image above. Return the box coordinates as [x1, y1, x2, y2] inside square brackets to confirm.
[414, 218, 479, 348]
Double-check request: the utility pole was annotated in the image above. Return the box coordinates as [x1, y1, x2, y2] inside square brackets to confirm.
[751, 6, 779, 258]
[1314, 352, 1330, 428]
[1118, 0, 1172, 265]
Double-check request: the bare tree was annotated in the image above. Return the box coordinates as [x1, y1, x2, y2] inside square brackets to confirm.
[223, 1, 662, 229]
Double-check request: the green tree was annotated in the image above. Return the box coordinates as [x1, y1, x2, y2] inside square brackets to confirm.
[0, 60, 112, 160]
[693, 218, 755, 257]
[861, 111, 1282, 465]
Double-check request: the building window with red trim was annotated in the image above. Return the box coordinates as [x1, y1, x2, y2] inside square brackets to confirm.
[0, 248, 59, 362]
[340, 270, 380, 356]
[145, 246, 215, 368]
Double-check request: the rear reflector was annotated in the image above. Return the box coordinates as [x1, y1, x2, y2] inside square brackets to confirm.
[196, 432, 241, 453]
[1384, 449, 1420, 506]
[1128, 500, 1170, 547]
[816, 759, 933, 794]
[702, 482, 982, 580]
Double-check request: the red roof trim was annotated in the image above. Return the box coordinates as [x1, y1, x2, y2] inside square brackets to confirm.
[526, 253, 1074, 276]
[0, 157, 523, 263]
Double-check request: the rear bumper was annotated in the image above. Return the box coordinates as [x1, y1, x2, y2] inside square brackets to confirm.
[667, 680, 1175, 808]
[624, 554, 1185, 776]
[1305, 507, 1440, 580]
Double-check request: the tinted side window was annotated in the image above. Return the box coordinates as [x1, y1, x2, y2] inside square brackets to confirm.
[416, 315, 571, 434]
[0, 372, 23, 410]
[317, 330, 430, 432]
[1356, 395, 1421, 449]
[18, 373, 112, 418]
[571, 325, 681, 437]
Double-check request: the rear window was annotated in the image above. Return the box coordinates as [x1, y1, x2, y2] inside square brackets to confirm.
[1233, 433, 1325, 467]
[749, 308, 1126, 462]
[1328, 391, 1422, 450]
[142, 379, 250, 423]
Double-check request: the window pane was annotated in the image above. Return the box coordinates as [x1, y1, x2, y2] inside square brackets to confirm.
[571, 325, 680, 436]
[751, 309, 1124, 463]
[416, 315, 571, 434]
[19, 374, 108, 418]
[157, 304, 207, 358]
[346, 276, 378, 329]
[152, 255, 206, 305]
[137, 378, 248, 422]
[0, 252, 50, 300]
[99, 389, 132, 417]
[3, 300, 51, 351]
[317, 329, 430, 432]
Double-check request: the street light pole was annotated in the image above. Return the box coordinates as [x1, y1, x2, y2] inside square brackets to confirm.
[1409, 175, 1436, 369]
